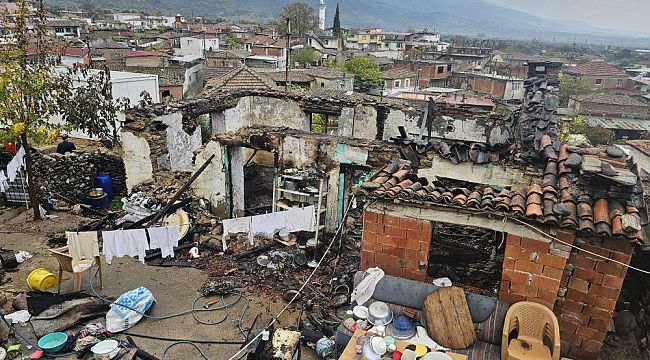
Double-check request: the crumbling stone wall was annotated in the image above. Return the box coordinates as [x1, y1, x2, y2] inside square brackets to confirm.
[32, 150, 126, 204]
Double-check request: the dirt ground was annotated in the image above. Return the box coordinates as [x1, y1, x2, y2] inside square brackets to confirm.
[0, 207, 319, 360]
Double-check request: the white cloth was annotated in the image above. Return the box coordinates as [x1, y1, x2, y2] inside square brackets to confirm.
[6, 147, 25, 183]
[222, 216, 252, 250]
[4, 310, 31, 324]
[250, 212, 286, 237]
[102, 229, 149, 265]
[66, 231, 100, 262]
[147, 226, 181, 258]
[0, 170, 7, 192]
[408, 326, 448, 351]
[350, 267, 385, 305]
[284, 206, 315, 232]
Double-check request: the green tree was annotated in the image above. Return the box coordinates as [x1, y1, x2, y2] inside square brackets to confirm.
[276, 1, 318, 36]
[293, 47, 318, 66]
[343, 58, 382, 93]
[225, 36, 242, 49]
[333, 3, 341, 37]
[558, 74, 592, 106]
[0, 0, 116, 219]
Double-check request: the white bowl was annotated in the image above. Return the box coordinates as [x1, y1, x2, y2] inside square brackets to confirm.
[353, 305, 368, 319]
[91, 339, 119, 360]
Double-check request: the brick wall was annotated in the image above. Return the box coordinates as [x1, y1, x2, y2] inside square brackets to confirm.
[555, 237, 634, 360]
[471, 76, 507, 99]
[360, 211, 432, 281]
[499, 232, 573, 309]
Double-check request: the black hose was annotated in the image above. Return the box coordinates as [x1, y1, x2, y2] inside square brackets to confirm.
[120, 331, 244, 344]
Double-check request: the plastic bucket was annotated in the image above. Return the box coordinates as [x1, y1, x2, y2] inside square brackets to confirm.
[87, 193, 109, 209]
[27, 268, 58, 291]
[95, 173, 114, 200]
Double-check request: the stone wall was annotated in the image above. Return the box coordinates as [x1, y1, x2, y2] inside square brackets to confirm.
[32, 150, 126, 204]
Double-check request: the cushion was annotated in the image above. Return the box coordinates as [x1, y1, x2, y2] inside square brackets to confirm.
[475, 300, 510, 345]
[453, 340, 502, 360]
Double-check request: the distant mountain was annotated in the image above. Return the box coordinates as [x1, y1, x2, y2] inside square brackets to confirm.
[48, 0, 650, 44]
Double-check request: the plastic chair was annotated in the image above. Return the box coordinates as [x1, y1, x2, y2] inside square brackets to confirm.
[501, 301, 560, 360]
[49, 246, 103, 293]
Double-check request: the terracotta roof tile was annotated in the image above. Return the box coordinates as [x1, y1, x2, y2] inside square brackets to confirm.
[593, 199, 610, 224]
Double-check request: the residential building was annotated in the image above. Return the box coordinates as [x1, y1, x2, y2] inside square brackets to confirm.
[267, 72, 315, 89]
[299, 67, 353, 91]
[382, 68, 416, 95]
[452, 72, 524, 101]
[46, 19, 82, 38]
[568, 93, 650, 119]
[244, 34, 286, 58]
[489, 53, 564, 80]
[443, 94, 495, 111]
[344, 28, 409, 59]
[60, 47, 89, 68]
[205, 66, 277, 91]
[564, 61, 627, 89]
[348, 52, 394, 71]
[124, 51, 168, 67]
[204, 49, 251, 80]
[178, 35, 219, 56]
[625, 76, 650, 94]
[393, 59, 453, 88]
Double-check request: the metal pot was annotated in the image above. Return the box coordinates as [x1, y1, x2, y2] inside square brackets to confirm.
[367, 301, 393, 326]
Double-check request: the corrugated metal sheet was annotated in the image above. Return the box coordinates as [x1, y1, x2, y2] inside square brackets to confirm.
[583, 116, 650, 131]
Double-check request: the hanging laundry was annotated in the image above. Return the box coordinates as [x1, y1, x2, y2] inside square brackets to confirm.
[66, 232, 100, 262]
[6, 147, 25, 183]
[284, 205, 315, 232]
[250, 211, 286, 239]
[0, 170, 7, 193]
[147, 226, 182, 258]
[102, 229, 149, 265]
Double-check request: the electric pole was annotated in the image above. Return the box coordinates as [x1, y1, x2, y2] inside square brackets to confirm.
[285, 19, 291, 93]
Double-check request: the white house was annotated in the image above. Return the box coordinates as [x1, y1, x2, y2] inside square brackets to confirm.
[177, 35, 219, 56]
[49, 69, 160, 139]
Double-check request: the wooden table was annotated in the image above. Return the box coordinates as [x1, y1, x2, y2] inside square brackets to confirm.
[339, 329, 467, 360]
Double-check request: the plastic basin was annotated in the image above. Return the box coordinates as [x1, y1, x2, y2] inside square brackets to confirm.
[38, 332, 68, 353]
[27, 268, 58, 291]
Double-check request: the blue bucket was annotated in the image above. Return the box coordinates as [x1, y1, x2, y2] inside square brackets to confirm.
[95, 173, 114, 200]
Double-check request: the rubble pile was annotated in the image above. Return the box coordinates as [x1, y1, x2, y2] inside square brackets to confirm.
[32, 151, 126, 204]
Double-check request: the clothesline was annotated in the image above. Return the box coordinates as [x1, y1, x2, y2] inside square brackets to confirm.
[67, 225, 183, 265]
[0, 147, 25, 193]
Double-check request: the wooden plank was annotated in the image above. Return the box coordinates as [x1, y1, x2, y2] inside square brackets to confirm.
[423, 287, 476, 349]
[338, 329, 466, 360]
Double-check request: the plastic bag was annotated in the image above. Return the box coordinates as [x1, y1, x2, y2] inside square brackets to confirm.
[106, 287, 155, 333]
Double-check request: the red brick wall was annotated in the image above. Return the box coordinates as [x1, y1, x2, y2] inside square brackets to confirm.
[556, 238, 634, 360]
[471, 76, 507, 99]
[360, 211, 432, 281]
[499, 232, 573, 309]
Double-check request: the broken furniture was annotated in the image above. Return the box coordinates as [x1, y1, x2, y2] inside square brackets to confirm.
[335, 272, 509, 360]
[339, 329, 467, 359]
[49, 246, 103, 293]
[423, 287, 477, 349]
[501, 301, 560, 360]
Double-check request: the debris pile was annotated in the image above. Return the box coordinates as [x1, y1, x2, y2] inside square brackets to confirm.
[32, 150, 126, 204]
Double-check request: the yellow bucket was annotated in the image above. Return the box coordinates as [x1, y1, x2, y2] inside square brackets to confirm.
[27, 268, 58, 291]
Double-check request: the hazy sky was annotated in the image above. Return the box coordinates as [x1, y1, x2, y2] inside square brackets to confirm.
[488, 0, 650, 34]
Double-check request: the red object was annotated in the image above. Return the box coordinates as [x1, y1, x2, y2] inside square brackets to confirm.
[5, 142, 16, 154]
[30, 349, 44, 359]
[393, 351, 403, 360]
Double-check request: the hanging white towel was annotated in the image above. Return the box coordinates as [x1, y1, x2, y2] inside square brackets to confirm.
[66, 231, 100, 262]
[147, 226, 182, 259]
[102, 229, 149, 264]
[0, 170, 7, 193]
[350, 267, 385, 305]
[284, 205, 315, 232]
[251, 212, 286, 237]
